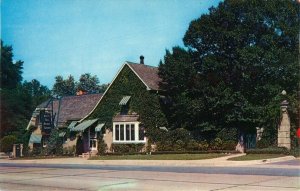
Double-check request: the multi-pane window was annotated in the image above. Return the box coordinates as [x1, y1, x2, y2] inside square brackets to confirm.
[113, 122, 145, 143]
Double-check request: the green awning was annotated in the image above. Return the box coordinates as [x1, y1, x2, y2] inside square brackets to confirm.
[71, 119, 98, 132]
[29, 134, 42, 143]
[68, 121, 78, 129]
[59, 132, 66, 137]
[119, 96, 131, 105]
[95, 123, 105, 132]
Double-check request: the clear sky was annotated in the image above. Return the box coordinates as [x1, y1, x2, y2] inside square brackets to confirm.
[2, 0, 221, 88]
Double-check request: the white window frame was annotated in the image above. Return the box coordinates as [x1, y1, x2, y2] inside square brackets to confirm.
[113, 122, 146, 143]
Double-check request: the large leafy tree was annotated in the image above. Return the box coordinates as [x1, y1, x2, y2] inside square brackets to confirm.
[52, 75, 76, 97]
[52, 73, 107, 96]
[0, 41, 50, 145]
[0, 41, 23, 89]
[77, 73, 100, 93]
[23, 79, 51, 107]
[159, 0, 299, 143]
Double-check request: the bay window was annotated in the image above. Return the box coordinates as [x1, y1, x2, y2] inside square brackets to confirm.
[113, 122, 145, 143]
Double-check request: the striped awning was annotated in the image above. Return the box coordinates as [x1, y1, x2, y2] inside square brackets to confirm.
[119, 96, 131, 105]
[70, 119, 98, 132]
[59, 132, 66, 137]
[68, 121, 78, 129]
[95, 123, 105, 132]
[29, 134, 42, 143]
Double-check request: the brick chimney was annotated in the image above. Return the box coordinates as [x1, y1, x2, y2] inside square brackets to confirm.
[140, 55, 144, 64]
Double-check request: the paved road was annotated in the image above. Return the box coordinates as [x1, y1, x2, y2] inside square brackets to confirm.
[0, 162, 299, 191]
[0, 162, 299, 177]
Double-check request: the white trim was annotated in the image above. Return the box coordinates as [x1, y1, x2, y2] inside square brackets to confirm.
[79, 62, 150, 122]
[112, 121, 146, 143]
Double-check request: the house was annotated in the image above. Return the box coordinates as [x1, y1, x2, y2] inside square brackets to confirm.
[73, 56, 168, 154]
[27, 93, 102, 151]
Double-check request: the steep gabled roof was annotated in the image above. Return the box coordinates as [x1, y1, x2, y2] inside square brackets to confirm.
[126, 62, 161, 91]
[80, 61, 161, 122]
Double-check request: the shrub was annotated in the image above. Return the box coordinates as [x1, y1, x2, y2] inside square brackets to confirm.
[112, 143, 144, 153]
[174, 140, 185, 151]
[0, 135, 17, 153]
[210, 138, 223, 150]
[198, 140, 209, 150]
[222, 140, 236, 150]
[156, 141, 173, 151]
[97, 137, 107, 155]
[186, 140, 199, 151]
[290, 148, 300, 157]
[216, 128, 238, 141]
[246, 147, 290, 155]
[256, 139, 269, 149]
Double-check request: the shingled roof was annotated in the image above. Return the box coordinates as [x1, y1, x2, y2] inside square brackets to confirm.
[126, 62, 161, 90]
[30, 94, 102, 128]
[56, 94, 102, 127]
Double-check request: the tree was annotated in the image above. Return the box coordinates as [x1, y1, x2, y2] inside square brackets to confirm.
[159, 0, 299, 143]
[77, 73, 100, 93]
[52, 73, 107, 96]
[0, 42, 50, 143]
[0, 41, 23, 89]
[52, 75, 76, 96]
[23, 79, 51, 107]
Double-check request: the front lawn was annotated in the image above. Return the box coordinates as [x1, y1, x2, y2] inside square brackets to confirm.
[89, 153, 227, 160]
[228, 154, 285, 161]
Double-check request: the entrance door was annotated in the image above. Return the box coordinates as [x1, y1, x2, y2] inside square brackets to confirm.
[90, 139, 97, 151]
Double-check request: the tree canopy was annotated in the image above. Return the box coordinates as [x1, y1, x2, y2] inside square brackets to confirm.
[52, 73, 108, 97]
[0, 41, 51, 145]
[159, 0, 299, 143]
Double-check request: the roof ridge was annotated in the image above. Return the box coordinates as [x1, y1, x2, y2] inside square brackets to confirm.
[125, 61, 158, 69]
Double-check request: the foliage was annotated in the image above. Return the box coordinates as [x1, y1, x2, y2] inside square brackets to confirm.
[216, 128, 238, 142]
[0, 41, 50, 143]
[209, 138, 223, 150]
[46, 128, 63, 155]
[221, 140, 236, 150]
[97, 135, 107, 155]
[0, 135, 17, 152]
[76, 73, 99, 92]
[22, 79, 51, 107]
[111, 143, 144, 154]
[198, 140, 209, 151]
[88, 65, 168, 140]
[0, 41, 23, 89]
[52, 73, 108, 96]
[246, 147, 290, 155]
[256, 139, 270, 149]
[52, 75, 76, 97]
[159, 0, 299, 144]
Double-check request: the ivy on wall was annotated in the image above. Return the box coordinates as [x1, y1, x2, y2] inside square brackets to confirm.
[88, 64, 168, 141]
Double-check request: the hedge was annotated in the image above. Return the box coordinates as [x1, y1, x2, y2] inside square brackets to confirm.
[246, 147, 290, 155]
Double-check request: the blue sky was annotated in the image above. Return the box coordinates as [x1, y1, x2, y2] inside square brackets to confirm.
[2, 0, 221, 88]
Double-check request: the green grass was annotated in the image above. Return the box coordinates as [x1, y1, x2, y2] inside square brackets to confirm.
[89, 153, 227, 160]
[228, 154, 285, 161]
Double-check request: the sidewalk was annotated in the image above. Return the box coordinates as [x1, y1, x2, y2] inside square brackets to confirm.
[0, 154, 299, 169]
